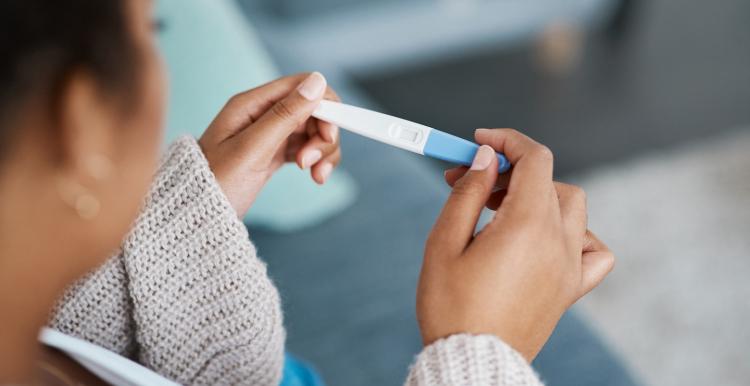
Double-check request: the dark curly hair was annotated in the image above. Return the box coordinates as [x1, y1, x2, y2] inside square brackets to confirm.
[0, 0, 136, 155]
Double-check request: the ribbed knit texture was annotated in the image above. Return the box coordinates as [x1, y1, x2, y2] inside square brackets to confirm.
[49, 136, 542, 386]
[407, 334, 543, 386]
[50, 137, 285, 386]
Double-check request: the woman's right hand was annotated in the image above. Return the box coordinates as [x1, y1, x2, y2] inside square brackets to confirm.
[199, 73, 341, 218]
[417, 128, 615, 361]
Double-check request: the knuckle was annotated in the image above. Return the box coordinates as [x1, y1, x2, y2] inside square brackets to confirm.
[571, 185, 587, 203]
[226, 93, 244, 108]
[532, 145, 554, 163]
[271, 99, 296, 121]
[229, 91, 244, 101]
[228, 90, 253, 105]
[226, 92, 259, 114]
[499, 128, 520, 136]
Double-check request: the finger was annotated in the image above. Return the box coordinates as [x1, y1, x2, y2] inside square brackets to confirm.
[283, 133, 309, 161]
[582, 230, 609, 253]
[474, 128, 555, 205]
[579, 250, 615, 297]
[297, 135, 339, 169]
[444, 167, 509, 211]
[317, 88, 342, 144]
[237, 72, 328, 160]
[206, 73, 313, 141]
[444, 166, 468, 187]
[311, 149, 341, 185]
[306, 87, 341, 143]
[308, 116, 340, 146]
[445, 166, 511, 191]
[305, 116, 319, 137]
[555, 182, 588, 242]
[317, 119, 339, 144]
[486, 189, 508, 210]
[427, 145, 499, 260]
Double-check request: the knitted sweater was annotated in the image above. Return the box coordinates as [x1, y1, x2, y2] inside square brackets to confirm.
[49, 137, 542, 386]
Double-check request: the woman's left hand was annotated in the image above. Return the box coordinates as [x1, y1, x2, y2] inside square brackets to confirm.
[199, 72, 341, 217]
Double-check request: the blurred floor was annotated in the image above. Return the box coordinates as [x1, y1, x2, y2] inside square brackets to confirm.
[574, 128, 750, 386]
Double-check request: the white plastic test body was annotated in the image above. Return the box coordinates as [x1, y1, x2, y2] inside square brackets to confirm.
[39, 328, 181, 386]
[313, 101, 510, 172]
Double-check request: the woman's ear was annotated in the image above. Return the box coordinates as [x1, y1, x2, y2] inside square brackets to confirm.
[54, 70, 118, 221]
[57, 70, 117, 181]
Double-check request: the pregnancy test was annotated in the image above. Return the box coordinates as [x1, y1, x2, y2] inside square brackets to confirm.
[313, 101, 511, 173]
[40, 328, 180, 386]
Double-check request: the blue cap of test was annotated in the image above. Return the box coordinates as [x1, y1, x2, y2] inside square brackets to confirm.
[423, 129, 511, 173]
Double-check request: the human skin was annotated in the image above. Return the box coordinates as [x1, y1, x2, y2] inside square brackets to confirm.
[0, 0, 613, 384]
[418, 129, 615, 361]
[0, 0, 340, 383]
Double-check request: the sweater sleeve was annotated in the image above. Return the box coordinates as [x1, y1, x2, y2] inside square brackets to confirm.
[48, 253, 137, 357]
[51, 136, 285, 386]
[405, 334, 544, 386]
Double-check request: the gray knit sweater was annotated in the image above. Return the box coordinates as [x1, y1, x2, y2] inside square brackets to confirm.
[49, 137, 542, 386]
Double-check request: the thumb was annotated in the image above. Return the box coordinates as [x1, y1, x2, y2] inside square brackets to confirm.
[236, 72, 327, 160]
[427, 145, 499, 260]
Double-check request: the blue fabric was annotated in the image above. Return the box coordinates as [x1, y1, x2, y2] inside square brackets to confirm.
[280, 353, 326, 386]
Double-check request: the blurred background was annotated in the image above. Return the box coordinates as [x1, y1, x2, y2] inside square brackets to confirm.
[159, 0, 749, 385]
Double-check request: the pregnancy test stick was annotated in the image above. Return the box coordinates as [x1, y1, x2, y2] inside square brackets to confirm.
[313, 101, 510, 173]
[40, 328, 180, 386]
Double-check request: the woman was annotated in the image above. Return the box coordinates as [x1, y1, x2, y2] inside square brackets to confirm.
[0, 0, 615, 385]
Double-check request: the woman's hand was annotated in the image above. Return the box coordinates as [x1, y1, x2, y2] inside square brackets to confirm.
[417, 128, 615, 361]
[199, 72, 341, 217]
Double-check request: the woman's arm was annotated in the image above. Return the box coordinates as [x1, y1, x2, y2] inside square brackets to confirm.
[406, 334, 541, 385]
[48, 254, 137, 358]
[121, 136, 286, 385]
[404, 128, 615, 385]
[51, 73, 340, 386]
[50, 137, 286, 385]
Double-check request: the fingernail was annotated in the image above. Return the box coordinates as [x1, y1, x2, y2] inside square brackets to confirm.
[319, 162, 333, 182]
[328, 125, 338, 143]
[475, 128, 490, 135]
[471, 145, 494, 171]
[302, 149, 322, 168]
[320, 121, 337, 144]
[298, 72, 327, 101]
